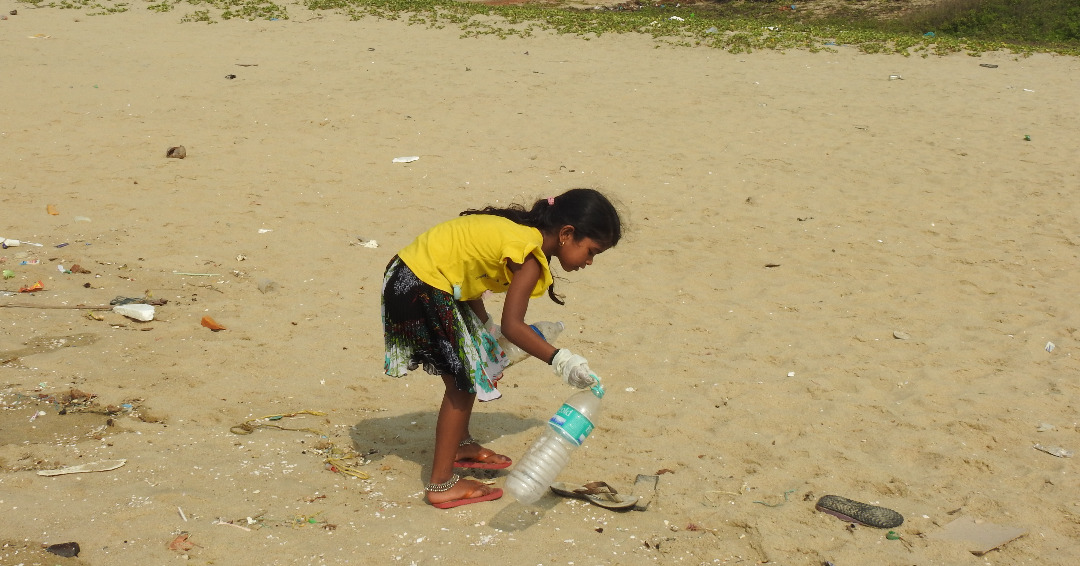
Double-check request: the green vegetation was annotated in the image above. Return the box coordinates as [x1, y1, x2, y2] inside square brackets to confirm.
[14, 0, 1080, 56]
[899, 0, 1080, 46]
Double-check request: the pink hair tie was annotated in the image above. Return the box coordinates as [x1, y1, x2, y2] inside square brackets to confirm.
[547, 197, 555, 205]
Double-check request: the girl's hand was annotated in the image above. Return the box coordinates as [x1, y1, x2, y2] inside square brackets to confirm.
[551, 349, 598, 389]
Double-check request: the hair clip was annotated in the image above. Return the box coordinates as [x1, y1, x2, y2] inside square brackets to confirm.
[547, 197, 555, 205]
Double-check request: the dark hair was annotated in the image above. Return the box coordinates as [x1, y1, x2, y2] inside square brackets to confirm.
[460, 188, 622, 304]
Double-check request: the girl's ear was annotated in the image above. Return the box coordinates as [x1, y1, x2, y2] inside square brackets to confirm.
[559, 225, 576, 242]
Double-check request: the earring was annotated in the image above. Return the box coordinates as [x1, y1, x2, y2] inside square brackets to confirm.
[560, 240, 565, 246]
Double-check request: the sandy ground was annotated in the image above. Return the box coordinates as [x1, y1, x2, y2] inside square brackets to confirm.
[2, 4, 1080, 565]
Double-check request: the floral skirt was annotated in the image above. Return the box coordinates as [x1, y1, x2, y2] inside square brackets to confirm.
[381, 257, 508, 401]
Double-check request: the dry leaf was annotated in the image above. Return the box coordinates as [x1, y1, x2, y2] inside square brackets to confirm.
[201, 315, 226, 331]
[168, 533, 194, 551]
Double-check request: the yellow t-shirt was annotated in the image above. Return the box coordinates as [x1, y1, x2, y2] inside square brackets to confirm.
[397, 215, 553, 301]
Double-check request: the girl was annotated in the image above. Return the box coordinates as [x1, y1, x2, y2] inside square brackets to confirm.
[381, 188, 622, 509]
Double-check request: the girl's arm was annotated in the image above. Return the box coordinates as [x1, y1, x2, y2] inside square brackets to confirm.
[501, 255, 559, 363]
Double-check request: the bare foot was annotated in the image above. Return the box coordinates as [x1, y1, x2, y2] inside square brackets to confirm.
[455, 442, 512, 468]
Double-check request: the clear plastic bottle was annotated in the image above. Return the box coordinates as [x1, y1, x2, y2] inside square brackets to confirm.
[498, 321, 564, 367]
[505, 383, 604, 504]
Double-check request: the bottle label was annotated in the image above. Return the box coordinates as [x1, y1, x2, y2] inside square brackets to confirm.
[549, 403, 594, 446]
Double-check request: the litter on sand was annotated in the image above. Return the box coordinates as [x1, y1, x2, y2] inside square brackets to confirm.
[392, 156, 419, 163]
[1033, 443, 1073, 458]
[631, 474, 659, 511]
[929, 516, 1027, 556]
[38, 459, 127, 476]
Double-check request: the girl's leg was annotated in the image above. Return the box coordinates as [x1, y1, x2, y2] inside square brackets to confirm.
[426, 375, 499, 506]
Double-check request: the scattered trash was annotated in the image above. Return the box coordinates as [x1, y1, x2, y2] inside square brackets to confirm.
[669, 16, 684, 21]
[257, 278, 279, 293]
[705, 26, 718, 34]
[359, 239, 379, 248]
[225, 74, 237, 79]
[20, 259, 40, 265]
[929, 516, 1026, 556]
[886, 530, 901, 540]
[55, 242, 69, 248]
[631, 474, 659, 511]
[230, 410, 369, 479]
[979, 63, 999, 68]
[46, 204, 59, 215]
[38, 459, 127, 476]
[258, 228, 273, 234]
[166, 145, 187, 159]
[893, 330, 911, 340]
[1033, 443, 1072, 458]
[1, 237, 21, 248]
[178, 507, 188, 522]
[19, 281, 44, 293]
[2, 269, 13, 279]
[1045, 341, 1054, 352]
[889, 75, 903, 80]
[1025, 135, 1032, 142]
[69, 264, 91, 274]
[1035, 422, 1055, 432]
[74, 215, 92, 222]
[113, 303, 155, 321]
[392, 156, 419, 163]
[924, 31, 936, 38]
[45, 542, 81, 558]
[201, 315, 226, 331]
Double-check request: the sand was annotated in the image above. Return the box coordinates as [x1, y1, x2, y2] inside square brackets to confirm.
[2, 4, 1079, 565]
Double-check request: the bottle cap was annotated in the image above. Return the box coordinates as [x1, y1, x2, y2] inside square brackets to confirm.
[590, 383, 605, 399]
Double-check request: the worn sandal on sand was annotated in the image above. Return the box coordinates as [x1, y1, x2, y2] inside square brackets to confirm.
[550, 481, 639, 510]
[815, 494, 904, 528]
[454, 437, 512, 470]
[427, 474, 504, 509]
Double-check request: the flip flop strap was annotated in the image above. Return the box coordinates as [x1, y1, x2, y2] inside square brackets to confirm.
[574, 481, 618, 496]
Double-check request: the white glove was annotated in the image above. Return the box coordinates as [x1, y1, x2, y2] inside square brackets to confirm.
[551, 349, 598, 389]
[484, 317, 501, 339]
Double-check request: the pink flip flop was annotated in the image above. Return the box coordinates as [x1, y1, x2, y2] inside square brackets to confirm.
[431, 487, 504, 509]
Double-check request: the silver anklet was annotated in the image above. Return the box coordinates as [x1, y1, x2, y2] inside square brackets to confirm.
[458, 436, 477, 447]
[426, 473, 461, 493]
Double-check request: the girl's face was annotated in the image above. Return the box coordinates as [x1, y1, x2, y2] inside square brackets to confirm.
[556, 236, 609, 272]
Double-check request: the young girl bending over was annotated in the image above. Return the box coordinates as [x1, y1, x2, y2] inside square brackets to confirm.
[381, 188, 622, 509]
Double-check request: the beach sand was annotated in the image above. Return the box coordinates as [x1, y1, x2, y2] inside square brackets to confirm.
[2, 4, 1079, 565]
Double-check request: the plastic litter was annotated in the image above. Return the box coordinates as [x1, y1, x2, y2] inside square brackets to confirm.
[392, 156, 419, 163]
[38, 459, 127, 476]
[113, 303, 155, 321]
[929, 516, 1026, 556]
